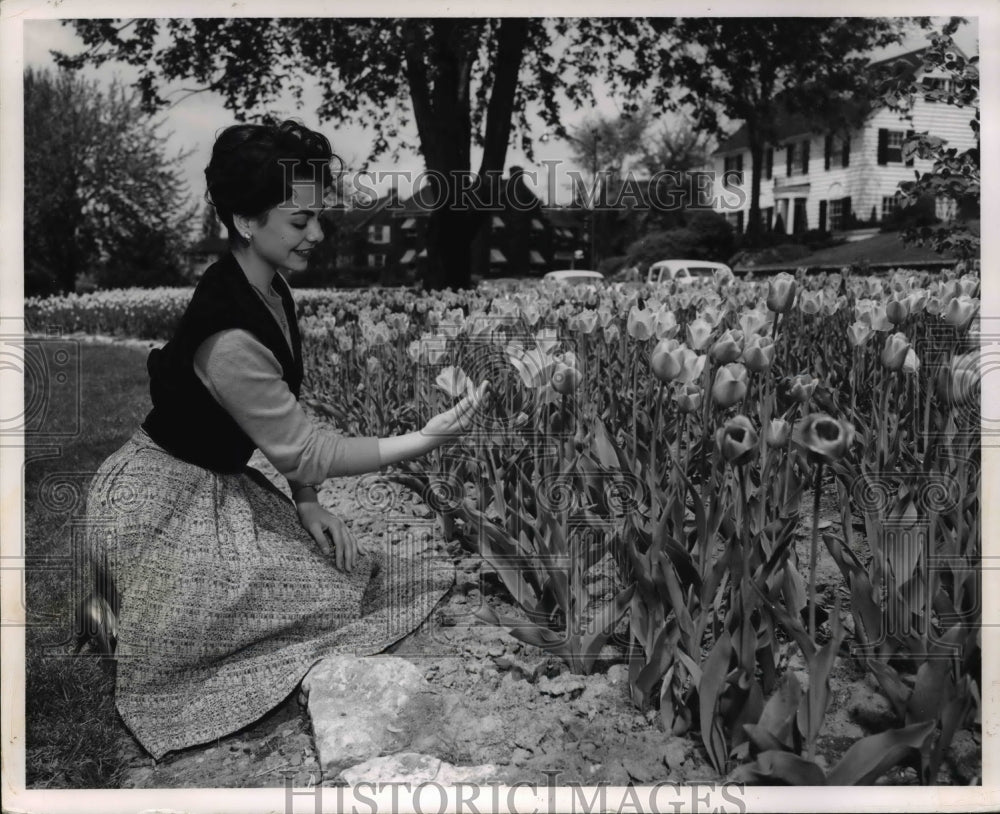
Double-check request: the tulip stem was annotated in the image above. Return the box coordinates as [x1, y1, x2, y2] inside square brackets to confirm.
[808, 460, 824, 645]
[651, 381, 663, 499]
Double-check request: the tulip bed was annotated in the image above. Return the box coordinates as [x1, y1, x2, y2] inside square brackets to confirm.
[29, 269, 981, 784]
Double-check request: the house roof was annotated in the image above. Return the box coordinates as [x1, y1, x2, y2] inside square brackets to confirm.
[714, 46, 961, 155]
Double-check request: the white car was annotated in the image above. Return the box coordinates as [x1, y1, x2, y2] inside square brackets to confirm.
[542, 270, 605, 288]
[646, 260, 734, 286]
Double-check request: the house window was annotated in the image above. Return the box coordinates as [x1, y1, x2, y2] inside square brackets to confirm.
[367, 253, 386, 268]
[936, 196, 957, 222]
[367, 224, 390, 244]
[881, 195, 901, 220]
[877, 129, 911, 165]
[760, 206, 774, 232]
[921, 76, 952, 102]
[828, 197, 852, 231]
[824, 134, 851, 170]
[786, 140, 810, 177]
[724, 153, 744, 186]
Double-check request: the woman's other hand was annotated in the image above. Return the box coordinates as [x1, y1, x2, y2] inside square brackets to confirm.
[422, 380, 491, 440]
[296, 500, 359, 572]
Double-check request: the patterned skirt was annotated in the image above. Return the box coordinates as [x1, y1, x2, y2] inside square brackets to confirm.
[83, 428, 452, 759]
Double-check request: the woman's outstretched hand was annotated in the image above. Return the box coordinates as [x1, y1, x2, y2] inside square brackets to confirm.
[296, 500, 359, 572]
[422, 380, 491, 440]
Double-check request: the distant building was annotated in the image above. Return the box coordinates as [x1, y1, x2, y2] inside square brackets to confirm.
[708, 47, 977, 236]
[330, 168, 588, 283]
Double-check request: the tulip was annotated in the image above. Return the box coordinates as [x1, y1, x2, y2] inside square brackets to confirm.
[675, 383, 704, 413]
[902, 348, 920, 376]
[710, 329, 744, 363]
[766, 272, 797, 313]
[604, 323, 620, 344]
[942, 295, 978, 331]
[741, 334, 776, 372]
[788, 373, 818, 404]
[712, 363, 748, 408]
[551, 359, 580, 395]
[905, 289, 929, 315]
[847, 321, 874, 348]
[686, 318, 713, 351]
[794, 413, 856, 463]
[679, 350, 707, 384]
[715, 415, 758, 466]
[798, 290, 824, 316]
[739, 307, 771, 337]
[925, 296, 943, 316]
[861, 305, 894, 332]
[568, 309, 599, 334]
[881, 331, 911, 372]
[885, 294, 911, 325]
[434, 365, 470, 399]
[765, 418, 791, 448]
[627, 306, 656, 340]
[936, 350, 979, 407]
[653, 308, 679, 339]
[958, 274, 980, 298]
[650, 338, 684, 383]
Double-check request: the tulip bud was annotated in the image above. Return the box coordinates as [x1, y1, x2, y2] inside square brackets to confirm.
[651, 339, 684, 383]
[766, 272, 797, 313]
[679, 350, 707, 384]
[847, 321, 874, 348]
[715, 415, 758, 466]
[942, 295, 978, 331]
[686, 318, 713, 352]
[712, 363, 749, 408]
[653, 309, 679, 339]
[742, 334, 776, 372]
[765, 418, 791, 448]
[902, 348, 920, 376]
[675, 383, 703, 413]
[710, 329, 744, 364]
[788, 374, 818, 404]
[793, 413, 856, 463]
[881, 331, 911, 372]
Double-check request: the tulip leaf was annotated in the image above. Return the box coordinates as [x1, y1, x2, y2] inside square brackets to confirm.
[745, 750, 828, 785]
[699, 631, 733, 773]
[580, 584, 635, 674]
[826, 721, 936, 786]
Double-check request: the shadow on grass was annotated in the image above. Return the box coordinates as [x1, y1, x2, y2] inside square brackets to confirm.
[25, 343, 151, 788]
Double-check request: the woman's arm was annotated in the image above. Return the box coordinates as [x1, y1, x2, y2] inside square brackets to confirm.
[193, 330, 485, 483]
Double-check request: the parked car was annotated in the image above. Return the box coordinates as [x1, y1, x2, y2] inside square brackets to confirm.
[542, 270, 605, 288]
[646, 260, 734, 286]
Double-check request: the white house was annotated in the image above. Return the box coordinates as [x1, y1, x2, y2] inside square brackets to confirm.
[709, 47, 976, 237]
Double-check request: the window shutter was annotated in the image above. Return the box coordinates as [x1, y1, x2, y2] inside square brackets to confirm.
[802, 141, 810, 174]
[765, 148, 773, 180]
[819, 200, 828, 232]
[877, 129, 888, 165]
[905, 129, 915, 167]
[824, 135, 832, 170]
[842, 135, 851, 168]
[786, 145, 793, 176]
[842, 196, 852, 228]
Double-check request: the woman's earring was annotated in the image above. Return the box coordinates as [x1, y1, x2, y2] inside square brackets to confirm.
[243, 233, 252, 242]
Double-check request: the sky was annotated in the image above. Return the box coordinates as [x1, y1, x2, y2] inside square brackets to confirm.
[23, 16, 980, 228]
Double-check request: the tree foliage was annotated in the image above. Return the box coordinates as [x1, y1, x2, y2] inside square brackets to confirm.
[648, 18, 916, 244]
[876, 18, 979, 261]
[24, 67, 195, 295]
[55, 18, 658, 290]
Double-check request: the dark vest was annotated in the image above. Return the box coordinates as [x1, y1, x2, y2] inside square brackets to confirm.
[141, 252, 303, 473]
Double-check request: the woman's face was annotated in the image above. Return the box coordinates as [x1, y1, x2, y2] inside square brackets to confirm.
[245, 178, 326, 273]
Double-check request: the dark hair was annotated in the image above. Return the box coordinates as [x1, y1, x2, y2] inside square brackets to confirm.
[205, 119, 341, 238]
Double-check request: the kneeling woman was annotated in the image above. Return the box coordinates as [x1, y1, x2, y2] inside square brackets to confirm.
[81, 120, 487, 759]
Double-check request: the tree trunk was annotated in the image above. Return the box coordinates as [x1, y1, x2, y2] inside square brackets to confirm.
[403, 18, 529, 290]
[745, 127, 764, 246]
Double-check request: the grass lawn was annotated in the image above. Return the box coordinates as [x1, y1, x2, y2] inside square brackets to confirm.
[25, 341, 151, 788]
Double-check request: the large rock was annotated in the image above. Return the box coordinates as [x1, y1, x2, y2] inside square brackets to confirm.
[300, 655, 438, 773]
[339, 753, 499, 785]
